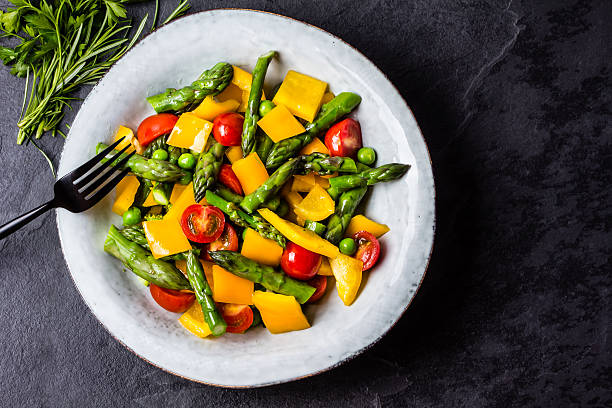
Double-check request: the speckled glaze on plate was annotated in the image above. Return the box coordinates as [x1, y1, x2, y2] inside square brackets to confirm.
[56, 9, 435, 387]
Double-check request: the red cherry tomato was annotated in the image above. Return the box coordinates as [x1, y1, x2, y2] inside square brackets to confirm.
[324, 118, 362, 158]
[180, 204, 225, 243]
[213, 112, 244, 146]
[136, 113, 178, 147]
[149, 284, 195, 313]
[205, 223, 239, 260]
[353, 231, 381, 271]
[306, 275, 328, 303]
[220, 304, 254, 333]
[218, 164, 243, 195]
[280, 242, 322, 281]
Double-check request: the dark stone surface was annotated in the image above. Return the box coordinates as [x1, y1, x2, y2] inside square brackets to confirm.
[0, 0, 610, 406]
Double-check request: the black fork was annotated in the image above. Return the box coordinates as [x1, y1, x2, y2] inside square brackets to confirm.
[0, 137, 135, 240]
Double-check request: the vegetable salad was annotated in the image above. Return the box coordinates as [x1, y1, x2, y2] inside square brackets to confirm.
[101, 51, 410, 337]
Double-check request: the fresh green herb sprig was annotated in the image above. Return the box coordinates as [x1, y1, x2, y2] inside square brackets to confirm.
[0, 0, 190, 175]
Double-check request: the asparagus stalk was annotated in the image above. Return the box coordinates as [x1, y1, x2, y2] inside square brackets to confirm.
[328, 163, 410, 193]
[146, 63, 234, 113]
[104, 225, 191, 290]
[193, 140, 225, 202]
[142, 135, 168, 158]
[254, 130, 275, 163]
[265, 92, 362, 169]
[240, 157, 302, 213]
[96, 143, 190, 183]
[185, 250, 227, 337]
[132, 178, 152, 207]
[241, 51, 277, 156]
[213, 185, 280, 210]
[208, 251, 316, 304]
[324, 186, 368, 244]
[205, 190, 286, 248]
[300, 153, 358, 175]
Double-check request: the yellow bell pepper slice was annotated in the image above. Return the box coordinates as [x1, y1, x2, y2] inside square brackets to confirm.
[141, 190, 158, 207]
[321, 91, 335, 105]
[291, 174, 316, 193]
[329, 254, 363, 306]
[232, 152, 269, 195]
[299, 137, 329, 156]
[272, 70, 328, 122]
[257, 208, 339, 258]
[212, 265, 253, 305]
[113, 125, 135, 153]
[225, 145, 243, 164]
[221, 66, 266, 112]
[112, 175, 140, 215]
[240, 228, 284, 266]
[257, 105, 306, 143]
[216, 83, 244, 110]
[252, 291, 310, 334]
[193, 95, 240, 121]
[345, 214, 390, 238]
[179, 302, 212, 338]
[169, 183, 189, 204]
[317, 257, 333, 276]
[293, 184, 335, 222]
[164, 183, 206, 222]
[167, 112, 213, 153]
[143, 218, 192, 259]
[314, 175, 330, 189]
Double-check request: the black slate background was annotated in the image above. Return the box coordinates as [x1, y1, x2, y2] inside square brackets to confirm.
[0, 0, 610, 406]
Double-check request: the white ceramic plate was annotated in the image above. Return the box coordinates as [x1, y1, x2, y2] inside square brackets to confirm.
[56, 9, 435, 387]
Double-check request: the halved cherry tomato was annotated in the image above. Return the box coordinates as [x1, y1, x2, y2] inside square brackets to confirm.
[205, 223, 239, 260]
[213, 112, 244, 146]
[149, 284, 195, 313]
[220, 304, 254, 333]
[180, 205, 225, 243]
[137, 113, 178, 147]
[306, 275, 328, 303]
[324, 118, 362, 158]
[353, 230, 381, 271]
[281, 242, 322, 281]
[218, 164, 243, 195]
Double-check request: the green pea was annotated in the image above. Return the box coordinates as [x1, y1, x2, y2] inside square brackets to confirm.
[151, 149, 169, 161]
[357, 147, 376, 165]
[178, 153, 196, 169]
[339, 238, 357, 255]
[259, 100, 276, 117]
[122, 207, 142, 226]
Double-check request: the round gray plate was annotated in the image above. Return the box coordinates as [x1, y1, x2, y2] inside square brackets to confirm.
[56, 9, 435, 387]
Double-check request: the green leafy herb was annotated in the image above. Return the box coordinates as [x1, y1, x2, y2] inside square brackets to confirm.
[0, 0, 190, 175]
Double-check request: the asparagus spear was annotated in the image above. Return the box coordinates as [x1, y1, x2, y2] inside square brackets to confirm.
[324, 186, 368, 245]
[213, 185, 280, 210]
[132, 178, 152, 207]
[205, 190, 286, 248]
[300, 153, 358, 175]
[254, 130, 275, 163]
[185, 250, 227, 336]
[142, 135, 168, 158]
[241, 51, 278, 156]
[328, 163, 411, 193]
[96, 143, 191, 183]
[193, 140, 225, 202]
[265, 92, 362, 169]
[151, 182, 173, 205]
[240, 157, 302, 213]
[104, 225, 191, 290]
[208, 251, 316, 304]
[146, 63, 234, 113]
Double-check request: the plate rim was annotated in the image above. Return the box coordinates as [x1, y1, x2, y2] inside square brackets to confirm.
[55, 8, 436, 388]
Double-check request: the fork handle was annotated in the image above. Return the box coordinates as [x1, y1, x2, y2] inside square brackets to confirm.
[0, 200, 57, 240]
